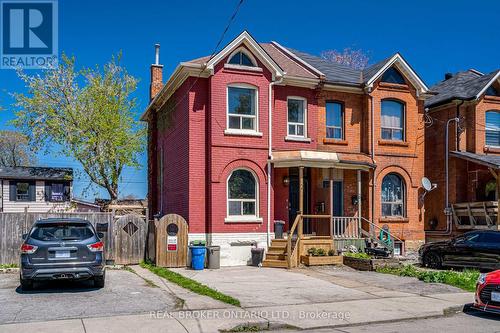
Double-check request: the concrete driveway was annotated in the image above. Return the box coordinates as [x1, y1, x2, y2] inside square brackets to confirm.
[0, 269, 179, 324]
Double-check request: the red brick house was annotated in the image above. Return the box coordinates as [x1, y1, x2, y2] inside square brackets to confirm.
[424, 69, 500, 240]
[142, 31, 429, 266]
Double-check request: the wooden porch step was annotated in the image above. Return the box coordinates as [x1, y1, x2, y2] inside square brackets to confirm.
[269, 241, 287, 248]
[268, 246, 287, 253]
[265, 253, 286, 260]
[262, 259, 288, 268]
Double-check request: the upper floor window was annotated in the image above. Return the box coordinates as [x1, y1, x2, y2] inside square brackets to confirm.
[485, 110, 500, 147]
[326, 101, 344, 139]
[287, 97, 306, 137]
[45, 181, 70, 202]
[227, 169, 257, 218]
[228, 51, 255, 67]
[227, 85, 257, 131]
[486, 86, 500, 97]
[9, 180, 35, 202]
[381, 67, 406, 85]
[381, 100, 405, 141]
[381, 173, 405, 217]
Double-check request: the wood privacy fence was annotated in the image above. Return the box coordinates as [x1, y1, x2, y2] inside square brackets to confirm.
[0, 212, 147, 265]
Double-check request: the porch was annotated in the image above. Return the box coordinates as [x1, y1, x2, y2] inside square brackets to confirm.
[449, 151, 500, 230]
[263, 150, 402, 268]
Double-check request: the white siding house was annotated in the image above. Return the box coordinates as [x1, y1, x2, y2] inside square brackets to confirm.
[0, 167, 73, 213]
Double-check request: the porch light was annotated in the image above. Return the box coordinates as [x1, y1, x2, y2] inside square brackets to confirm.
[283, 176, 290, 186]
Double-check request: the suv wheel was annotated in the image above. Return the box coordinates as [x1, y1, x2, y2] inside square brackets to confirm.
[423, 251, 442, 269]
[93, 273, 105, 288]
[20, 277, 33, 291]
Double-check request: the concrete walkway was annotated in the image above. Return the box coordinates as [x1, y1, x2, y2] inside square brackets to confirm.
[170, 265, 473, 330]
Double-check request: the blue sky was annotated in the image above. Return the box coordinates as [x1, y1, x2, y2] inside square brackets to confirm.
[0, 0, 499, 200]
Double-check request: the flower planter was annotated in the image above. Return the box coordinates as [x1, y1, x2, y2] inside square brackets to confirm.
[342, 256, 401, 271]
[301, 255, 343, 266]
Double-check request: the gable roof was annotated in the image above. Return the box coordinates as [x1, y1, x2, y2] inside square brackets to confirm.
[142, 31, 428, 120]
[205, 31, 284, 79]
[0, 166, 73, 181]
[426, 69, 500, 108]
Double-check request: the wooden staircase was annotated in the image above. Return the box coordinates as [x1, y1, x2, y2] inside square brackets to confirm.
[262, 239, 288, 268]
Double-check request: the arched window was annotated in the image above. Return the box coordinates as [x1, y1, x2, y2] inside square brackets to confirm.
[227, 169, 257, 217]
[228, 51, 255, 67]
[485, 110, 500, 147]
[381, 100, 405, 141]
[381, 67, 406, 85]
[381, 173, 405, 217]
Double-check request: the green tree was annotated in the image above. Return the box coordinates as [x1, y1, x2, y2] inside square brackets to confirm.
[13, 54, 145, 201]
[0, 130, 37, 167]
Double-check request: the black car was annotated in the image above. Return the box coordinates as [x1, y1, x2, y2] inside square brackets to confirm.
[419, 230, 500, 271]
[20, 218, 106, 290]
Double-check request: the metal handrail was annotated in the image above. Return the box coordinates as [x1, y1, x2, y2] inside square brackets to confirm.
[360, 217, 405, 254]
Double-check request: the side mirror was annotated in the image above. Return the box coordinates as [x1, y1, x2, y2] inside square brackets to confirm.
[22, 233, 28, 240]
[97, 232, 105, 239]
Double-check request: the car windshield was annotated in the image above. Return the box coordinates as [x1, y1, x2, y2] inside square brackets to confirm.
[30, 223, 94, 241]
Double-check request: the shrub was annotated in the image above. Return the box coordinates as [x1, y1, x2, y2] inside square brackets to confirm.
[344, 252, 371, 259]
[376, 265, 480, 292]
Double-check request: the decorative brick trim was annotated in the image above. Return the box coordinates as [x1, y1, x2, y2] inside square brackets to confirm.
[323, 138, 349, 145]
[378, 139, 409, 147]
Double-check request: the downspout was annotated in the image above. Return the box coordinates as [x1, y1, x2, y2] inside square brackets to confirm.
[427, 100, 463, 236]
[267, 75, 284, 247]
[368, 92, 376, 232]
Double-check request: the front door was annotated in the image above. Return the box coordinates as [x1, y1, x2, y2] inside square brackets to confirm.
[332, 181, 343, 216]
[288, 168, 310, 233]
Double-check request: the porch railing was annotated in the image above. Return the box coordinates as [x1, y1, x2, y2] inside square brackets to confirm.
[332, 216, 361, 239]
[451, 201, 498, 229]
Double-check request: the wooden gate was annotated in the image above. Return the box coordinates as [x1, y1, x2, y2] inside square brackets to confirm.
[155, 214, 188, 267]
[113, 214, 147, 265]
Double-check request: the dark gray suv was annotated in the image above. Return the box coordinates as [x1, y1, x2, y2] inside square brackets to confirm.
[20, 218, 106, 290]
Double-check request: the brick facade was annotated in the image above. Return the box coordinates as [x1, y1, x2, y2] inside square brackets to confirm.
[145, 36, 428, 264]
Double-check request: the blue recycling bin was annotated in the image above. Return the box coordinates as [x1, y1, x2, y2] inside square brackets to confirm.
[190, 246, 206, 270]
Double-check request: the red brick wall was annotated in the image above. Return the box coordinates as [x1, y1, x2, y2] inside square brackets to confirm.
[207, 49, 273, 234]
[156, 78, 193, 223]
[370, 81, 426, 247]
[425, 96, 500, 238]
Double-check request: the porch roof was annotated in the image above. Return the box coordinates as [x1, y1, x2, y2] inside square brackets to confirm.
[271, 150, 374, 170]
[450, 151, 500, 169]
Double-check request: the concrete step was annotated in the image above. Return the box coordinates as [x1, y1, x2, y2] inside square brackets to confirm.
[262, 259, 288, 268]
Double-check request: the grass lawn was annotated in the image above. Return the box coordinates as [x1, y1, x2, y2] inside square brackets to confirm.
[376, 264, 480, 292]
[140, 261, 241, 307]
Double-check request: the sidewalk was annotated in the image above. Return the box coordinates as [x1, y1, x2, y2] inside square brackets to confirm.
[0, 265, 473, 332]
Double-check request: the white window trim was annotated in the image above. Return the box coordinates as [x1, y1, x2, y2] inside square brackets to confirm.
[225, 168, 261, 222]
[227, 47, 258, 67]
[286, 96, 308, 139]
[381, 100, 406, 141]
[226, 83, 260, 135]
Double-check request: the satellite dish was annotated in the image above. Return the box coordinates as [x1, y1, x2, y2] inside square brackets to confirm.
[421, 177, 433, 191]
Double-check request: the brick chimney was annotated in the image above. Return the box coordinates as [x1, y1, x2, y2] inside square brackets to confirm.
[150, 43, 163, 100]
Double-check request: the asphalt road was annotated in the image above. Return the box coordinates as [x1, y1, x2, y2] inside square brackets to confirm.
[0, 269, 179, 324]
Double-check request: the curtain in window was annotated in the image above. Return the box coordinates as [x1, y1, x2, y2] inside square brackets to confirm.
[381, 100, 404, 140]
[381, 173, 405, 217]
[326, 102, 343, 139]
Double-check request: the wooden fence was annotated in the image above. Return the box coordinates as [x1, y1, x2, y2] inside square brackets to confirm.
[0, 212, 147, 265]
